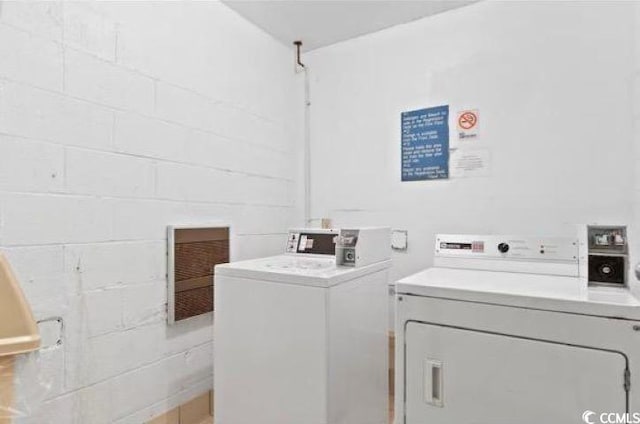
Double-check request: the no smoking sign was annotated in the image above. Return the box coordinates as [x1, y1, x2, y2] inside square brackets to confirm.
[457, 109, 479, 139]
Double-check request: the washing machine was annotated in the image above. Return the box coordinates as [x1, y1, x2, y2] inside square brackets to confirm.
[395, 234, 640, 424]
[214, 227, 391, 424]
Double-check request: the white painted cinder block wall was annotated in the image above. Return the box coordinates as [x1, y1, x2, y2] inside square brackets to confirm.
[0, 1, 302, 423]
[306, 1, 637, 287]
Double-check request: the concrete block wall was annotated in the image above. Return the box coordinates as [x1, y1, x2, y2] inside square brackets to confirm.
[0, 1, 302, 423]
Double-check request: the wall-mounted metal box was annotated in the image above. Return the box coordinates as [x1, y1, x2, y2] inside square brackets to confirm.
[168, 225, 230, 324]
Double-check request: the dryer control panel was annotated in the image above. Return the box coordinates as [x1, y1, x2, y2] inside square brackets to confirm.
[580, 225, 628, 287]
[435, 235, 579, 262]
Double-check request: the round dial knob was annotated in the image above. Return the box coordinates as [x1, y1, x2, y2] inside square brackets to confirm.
[497, 243, 510, 253]
[345, 250, 355, 261]
[599, 264, 615, 276]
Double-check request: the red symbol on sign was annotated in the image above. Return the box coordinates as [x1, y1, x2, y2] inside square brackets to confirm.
[458, 111, 478, 130]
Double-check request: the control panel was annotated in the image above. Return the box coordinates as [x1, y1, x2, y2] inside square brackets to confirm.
[336, 227, 391, 267]
[285, 229, 339, 256]
[435, 235, 579, 263]
[582, 225, 628, 286]
[336, 229, 358, 265]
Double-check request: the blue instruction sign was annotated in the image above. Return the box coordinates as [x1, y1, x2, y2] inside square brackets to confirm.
[401, 105, 449, 181]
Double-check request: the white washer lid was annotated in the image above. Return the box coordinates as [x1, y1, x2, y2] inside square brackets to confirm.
[396, 267, 640, 321]
[216, 255, 391, 288]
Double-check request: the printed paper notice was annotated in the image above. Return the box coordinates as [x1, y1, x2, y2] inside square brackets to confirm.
[299, 235, 307, 251]
[450, 149, 490, 178]
[401, 105, 449, 181]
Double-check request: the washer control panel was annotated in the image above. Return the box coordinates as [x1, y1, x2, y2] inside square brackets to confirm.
[436, 234, 578, 262]
[335, 227, 391, 267]
[285, 229, 339, 256]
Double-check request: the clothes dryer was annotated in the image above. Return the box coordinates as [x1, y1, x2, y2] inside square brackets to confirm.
[395, 234, 640, 424]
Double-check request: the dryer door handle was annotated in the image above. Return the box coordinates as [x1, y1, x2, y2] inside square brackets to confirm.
[424, 359, 444, 407]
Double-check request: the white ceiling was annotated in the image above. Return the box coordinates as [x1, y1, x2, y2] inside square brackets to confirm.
[223, 0, 478, 52]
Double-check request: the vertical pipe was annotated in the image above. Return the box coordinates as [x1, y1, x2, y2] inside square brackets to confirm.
[294, 41, 311, 226]
[304, 67, 311, 225]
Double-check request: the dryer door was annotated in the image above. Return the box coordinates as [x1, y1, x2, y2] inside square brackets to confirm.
[404, 322, 628, 424]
